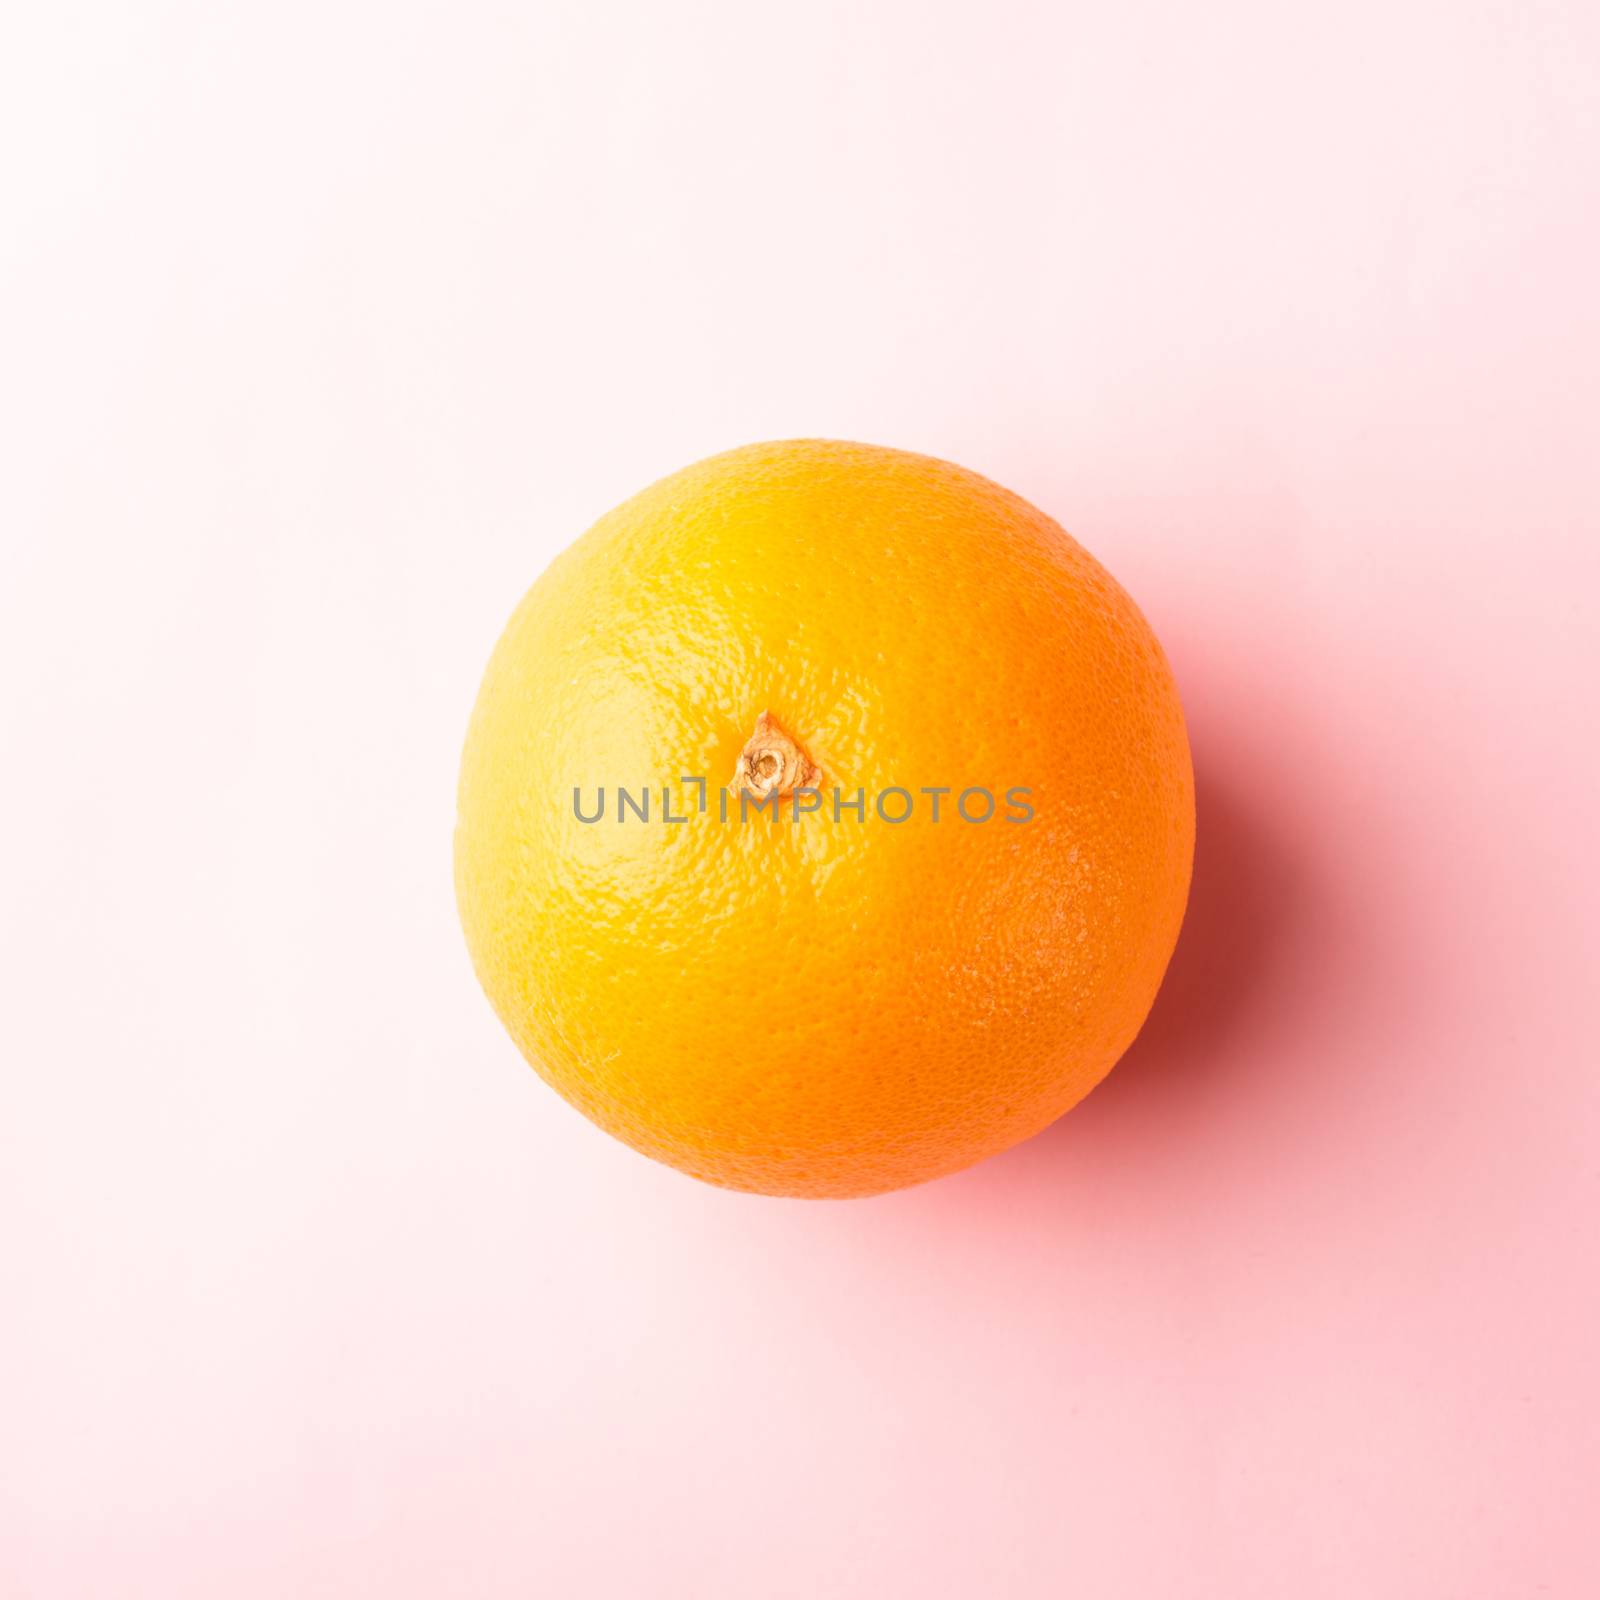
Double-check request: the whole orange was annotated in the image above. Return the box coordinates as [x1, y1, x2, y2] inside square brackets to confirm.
[455, 441, 1194, 1198]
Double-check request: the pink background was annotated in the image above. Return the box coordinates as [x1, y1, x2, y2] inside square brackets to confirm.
[4, 3, 1599, 1595]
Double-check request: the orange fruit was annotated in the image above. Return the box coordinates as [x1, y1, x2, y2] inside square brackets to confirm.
[455, 440, 1194, 1198]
